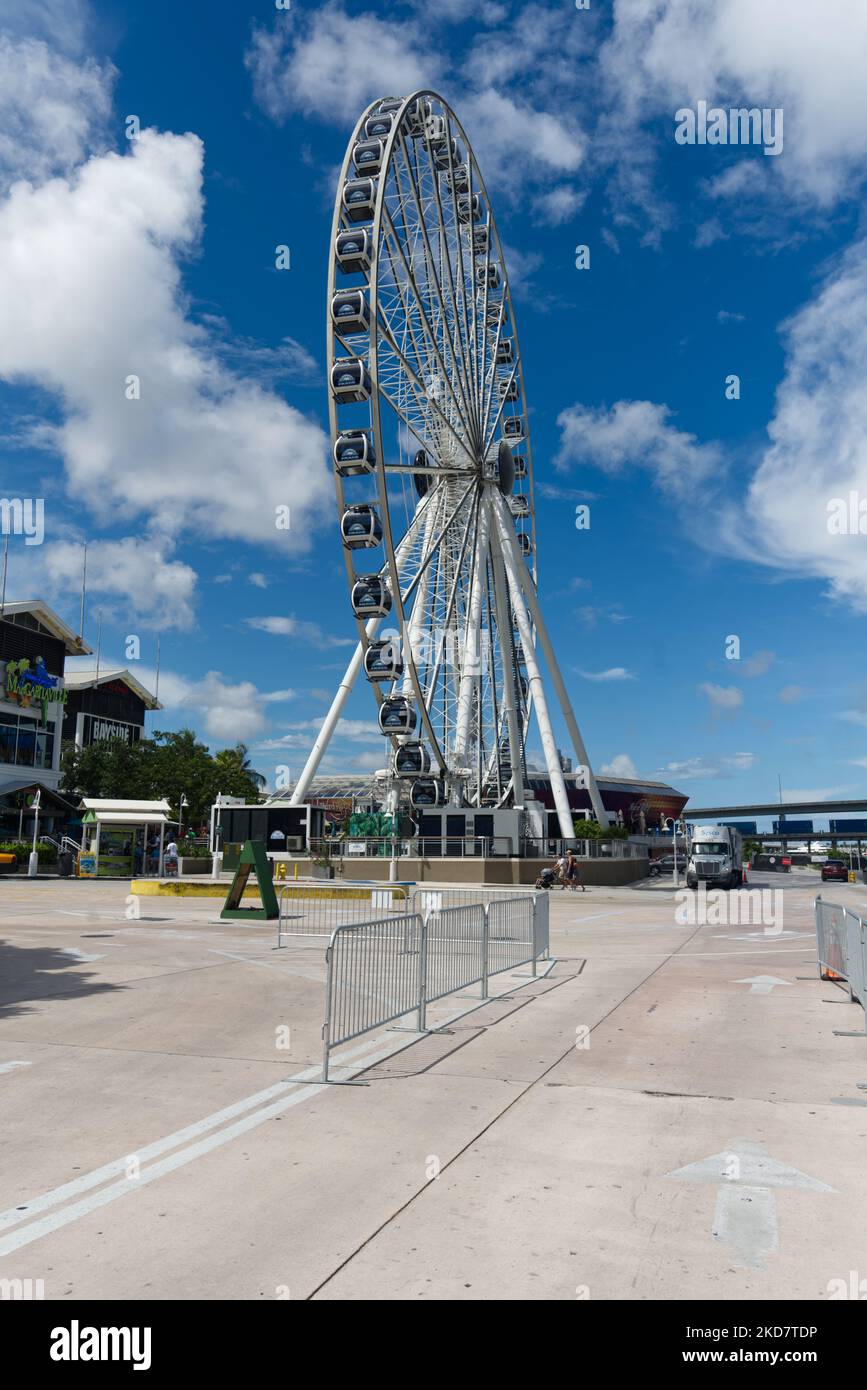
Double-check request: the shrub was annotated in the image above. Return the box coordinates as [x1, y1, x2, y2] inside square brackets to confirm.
[0, 840, 57, 864]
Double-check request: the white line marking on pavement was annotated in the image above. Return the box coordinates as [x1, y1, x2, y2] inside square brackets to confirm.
[0, 1061, 31, 1075]
[0, 1030, 411, 1259]
[207, 949, 325, 983]
[713, 930, 814, 941]
[570, 911, 630, 924]
[59, 948, 106, 963]
[0, 961, 553, 1258]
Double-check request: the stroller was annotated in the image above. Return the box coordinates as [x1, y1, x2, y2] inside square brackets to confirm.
[535, 865, 559, 891]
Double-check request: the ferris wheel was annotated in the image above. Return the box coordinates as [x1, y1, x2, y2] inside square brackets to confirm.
[290, 92, 606, 839]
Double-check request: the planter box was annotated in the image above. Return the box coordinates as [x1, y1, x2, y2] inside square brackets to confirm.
[179, 857, 213, 875]
[310, 864, 335, 881]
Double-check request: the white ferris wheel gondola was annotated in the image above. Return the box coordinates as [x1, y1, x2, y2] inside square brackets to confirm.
[289, 91, 607, 837]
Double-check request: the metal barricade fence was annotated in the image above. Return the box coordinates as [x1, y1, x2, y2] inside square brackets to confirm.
[843, 910, 867, 1013]
[487, 897, 536, 978]
[816, 895, 850, 984]
[424, 904, 485, 1008]
[277, 882, 409, 943]
[322, 913, 423, 1079]
[321, 898, 548, 1080]
[816, 896, 867, 1037]
[409, 885, 539, 916]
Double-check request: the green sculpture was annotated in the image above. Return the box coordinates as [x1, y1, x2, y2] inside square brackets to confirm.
[220, 839, 280, 921]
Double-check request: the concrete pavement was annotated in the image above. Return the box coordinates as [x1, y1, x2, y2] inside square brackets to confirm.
[1, 870, 866, 1300]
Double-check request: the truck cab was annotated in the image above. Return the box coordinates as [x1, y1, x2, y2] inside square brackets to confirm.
[686, 825, 744, 890]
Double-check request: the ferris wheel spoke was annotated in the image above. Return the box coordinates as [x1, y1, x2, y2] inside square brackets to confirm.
[482, 362, 518, 462]
[421, 486, 477, 725]
[374, 316, 476, 469]
[407, 129, 480, 454]
[379, 204, 474, 442]
[430, 128, 482, 435]
[398, 476, 476, 606]
[386, 152, 469, 426]
[479, 297, 509, 452]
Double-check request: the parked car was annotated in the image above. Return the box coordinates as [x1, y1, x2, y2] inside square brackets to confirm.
[655, 856, 682, 874]
[821, 860, 849, 882]
[647, 860, 662, 877]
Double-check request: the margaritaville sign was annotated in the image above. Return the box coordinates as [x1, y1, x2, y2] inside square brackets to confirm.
[2, 657, 67, 721]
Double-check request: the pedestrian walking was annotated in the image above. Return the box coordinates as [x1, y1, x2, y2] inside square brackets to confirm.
[564, 849, 585, 892]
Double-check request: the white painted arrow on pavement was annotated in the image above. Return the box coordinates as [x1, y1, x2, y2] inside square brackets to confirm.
[733, 975, 792, 994]
[667, 1139, 834, 1269]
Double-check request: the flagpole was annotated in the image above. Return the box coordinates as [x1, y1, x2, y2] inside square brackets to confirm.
[0, 532, 8, 616]
[78, 543, 87, 642]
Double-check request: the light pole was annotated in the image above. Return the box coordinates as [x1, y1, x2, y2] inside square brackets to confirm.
[178, 793, 188, 839]
[28, 788, 42, 878]
[663, 815, 681, 887]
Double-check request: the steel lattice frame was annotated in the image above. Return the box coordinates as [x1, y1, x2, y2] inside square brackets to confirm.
[290, 92, 607, 836]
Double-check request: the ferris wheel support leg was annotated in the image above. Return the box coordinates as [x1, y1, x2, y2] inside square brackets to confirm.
[453, 490, 489, 763]
[288, 616, 381, 806]
[492, 496, 608, 828]
[489, 504, 525, 812]
[490, 495, 575, 842]
[401, 488, 441, 698]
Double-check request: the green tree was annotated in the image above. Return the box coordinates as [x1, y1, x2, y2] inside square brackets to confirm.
[61, 730, 265, 827]
[61, 736, 154, 802]
[213, 743, 266, 796]
[573, 818, 601, 839]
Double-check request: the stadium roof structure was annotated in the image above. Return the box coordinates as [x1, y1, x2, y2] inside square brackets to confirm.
[269, 771, 687, 814]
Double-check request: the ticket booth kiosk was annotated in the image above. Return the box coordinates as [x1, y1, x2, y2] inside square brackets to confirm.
[77, 798, 172, 877]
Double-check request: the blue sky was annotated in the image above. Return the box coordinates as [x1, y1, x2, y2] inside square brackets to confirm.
[2, 0, 867, 814]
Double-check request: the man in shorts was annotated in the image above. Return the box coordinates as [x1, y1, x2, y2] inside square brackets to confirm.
[564, 849, 585, 892]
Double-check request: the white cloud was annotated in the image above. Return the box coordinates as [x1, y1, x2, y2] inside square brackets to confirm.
[246, 616, 355, 649]
[259, 717, 383, 751]
[778, 685, 803, 704]
[578, 667, 636, 682]
[248, 573, 268, 590]
[698, 682, 743, 710]
[460, 87, 584, 190]
[41, 538, 198, 630]
[144, 665, 295, 743]
[725, 235, 867, 610]
[840, 710, 867, 728]
[245, 3, 588, 214]
[782, 785, 856, 802]
[0, 125, 332, 551]
[533, 186, 586, 226]
[599, 0, 867, 211]
[740, 650, 775, 677]
[246, 5, 434, 127]
[600, 753, 638, 778]
[0, 29, 113, 191]
[556, 399, 722, 500]
[661, 751, 754, 780]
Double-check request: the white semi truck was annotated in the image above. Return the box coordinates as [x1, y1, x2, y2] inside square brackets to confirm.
[686, 824, 744, 890]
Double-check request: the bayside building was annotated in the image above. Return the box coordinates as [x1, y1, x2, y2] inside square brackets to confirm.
[63, 668, 161, 748]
